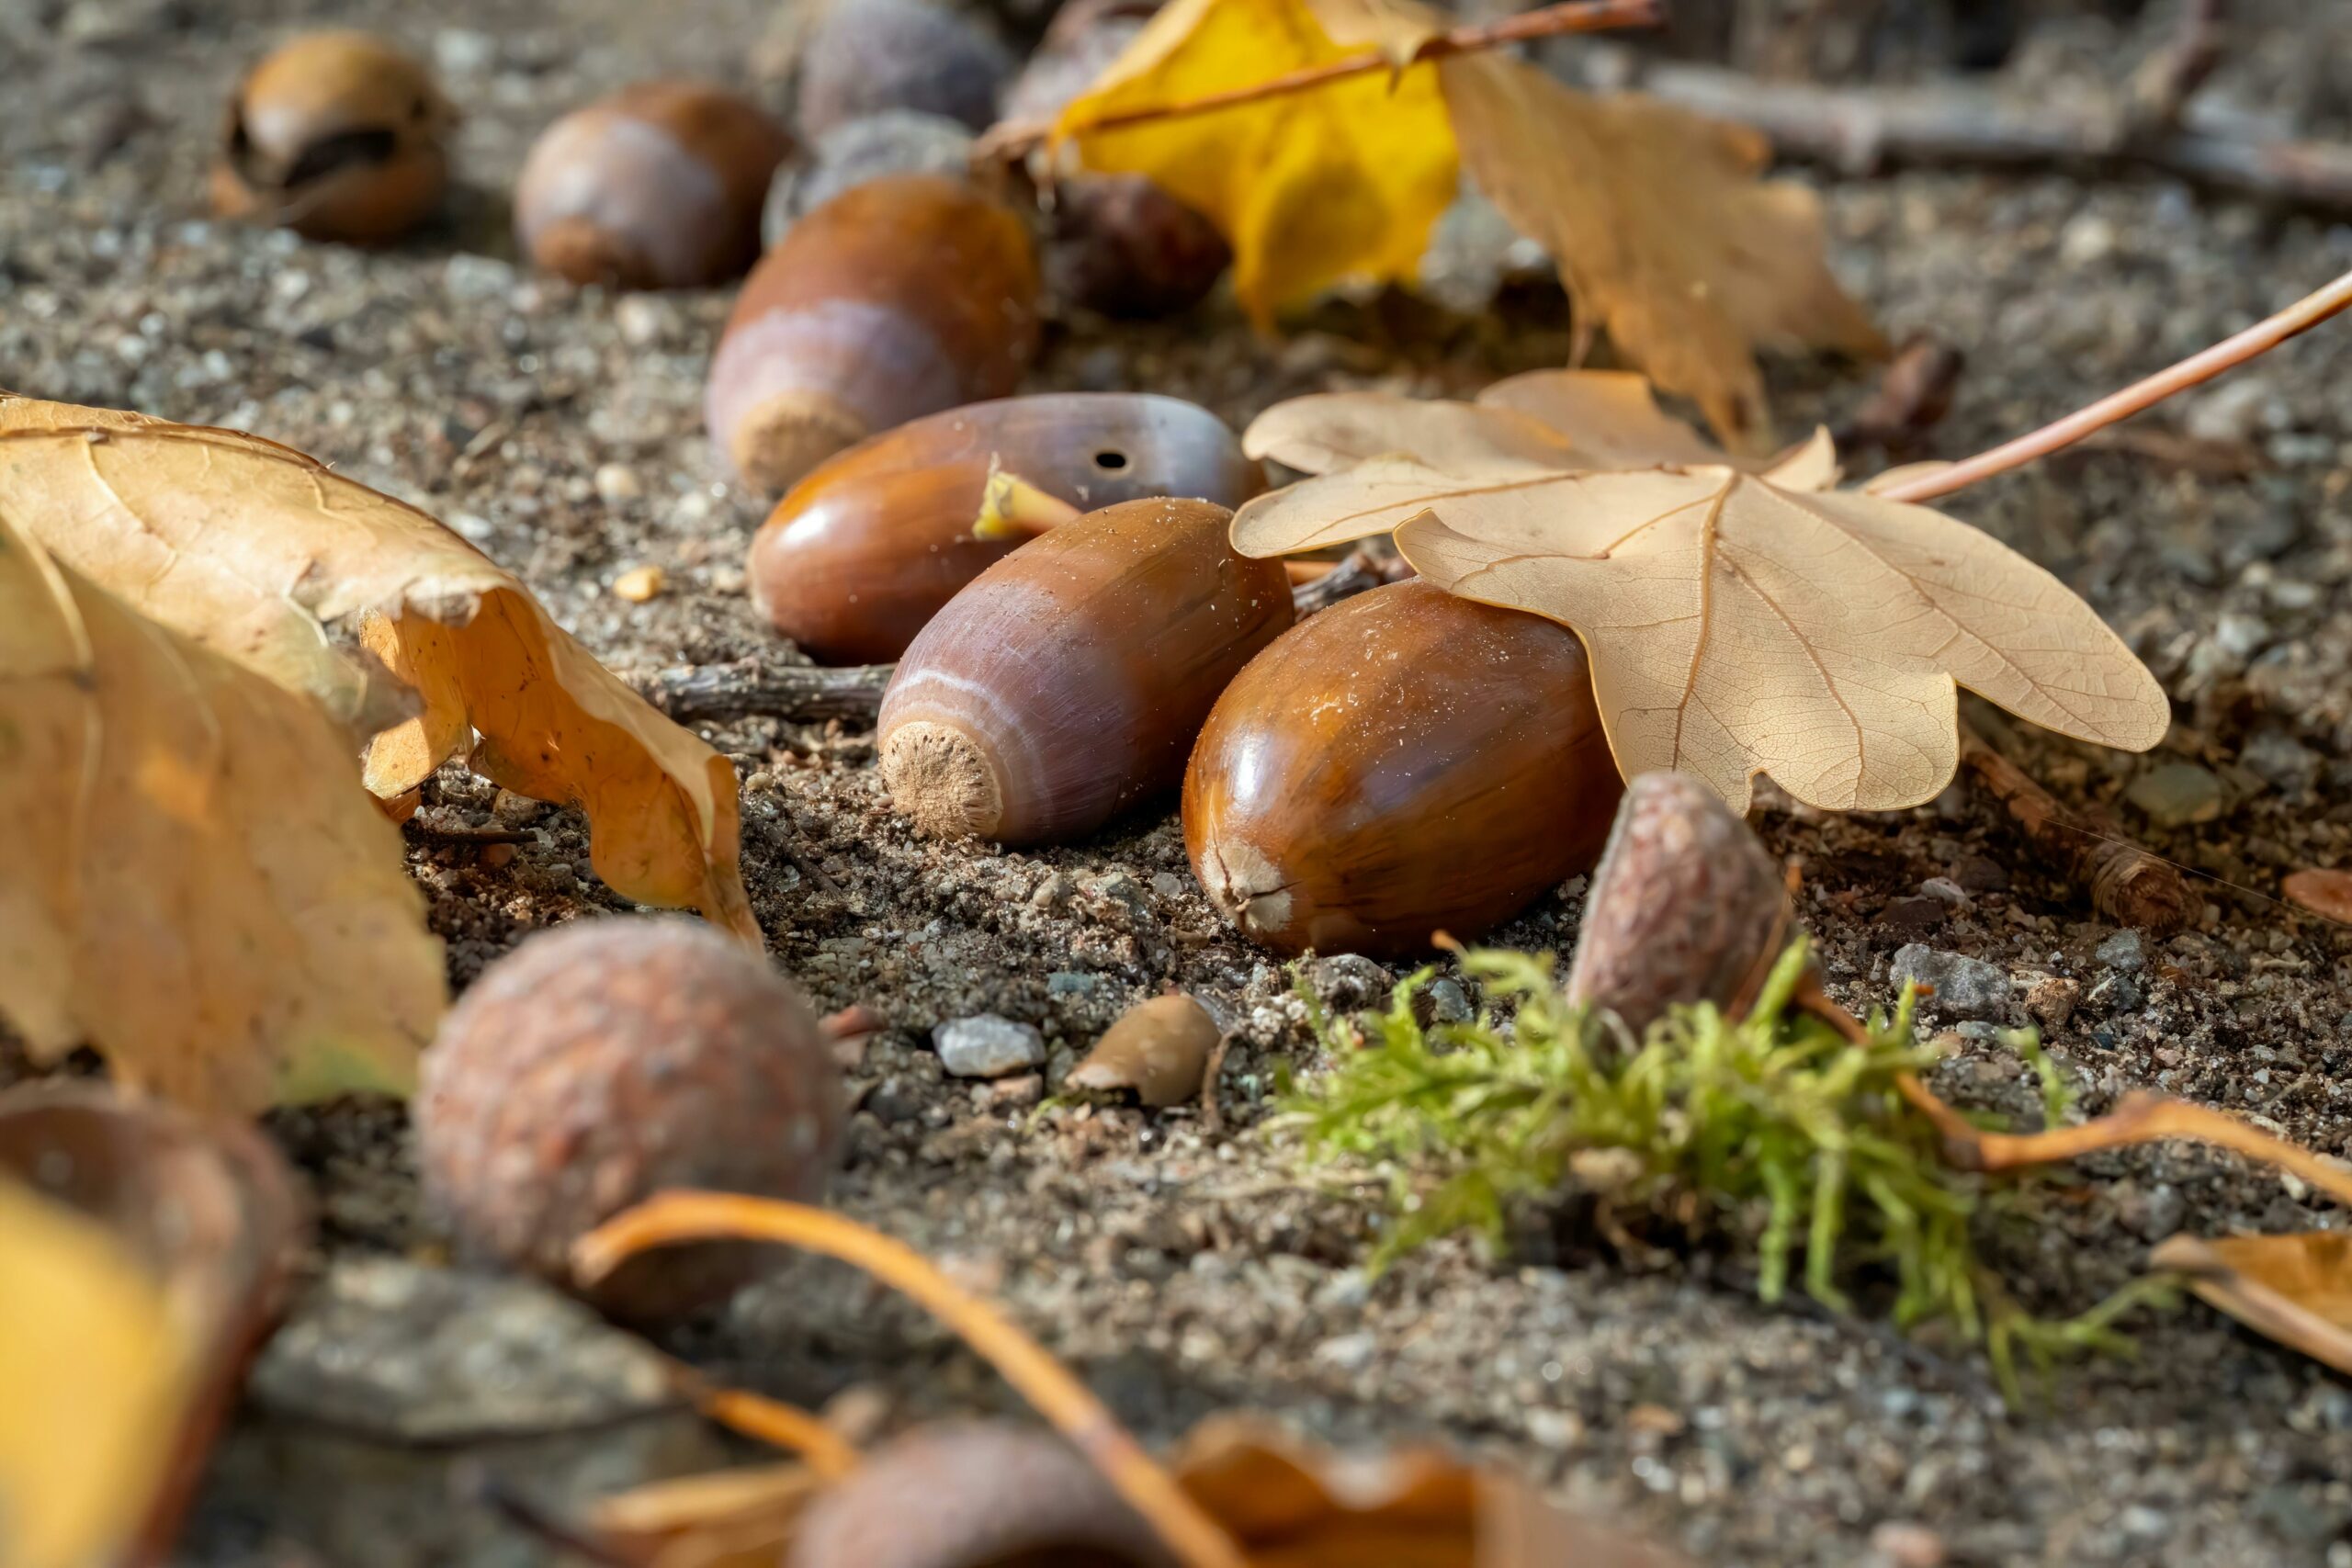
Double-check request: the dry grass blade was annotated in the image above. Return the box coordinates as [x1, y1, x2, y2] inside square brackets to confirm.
[0, 514, 439, 1111]
[573, 1194, 1248, 1568]
[0, 400, 755, 938]
[2149, 1232, 2352, 1376]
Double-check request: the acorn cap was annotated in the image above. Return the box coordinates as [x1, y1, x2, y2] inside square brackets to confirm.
[879, 720, 1003, 840]
[729, 389, 871, 498]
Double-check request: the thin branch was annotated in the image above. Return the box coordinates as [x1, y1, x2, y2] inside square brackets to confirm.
[1957, 722, 2194, 934]
[981, 0, 1663, 159]
[574, 1195, 1246, 1568]
[1880, 266, 2352, 503]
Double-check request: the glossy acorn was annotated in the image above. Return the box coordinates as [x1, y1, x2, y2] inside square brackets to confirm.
[1183, 579, 1624, 959]
[515, 81, 792, 290]
[210, 30, 453, 244]
[748, 391, 1261, 664]
[706, 173, 1042, 497]
[878, 498, 1293, 845]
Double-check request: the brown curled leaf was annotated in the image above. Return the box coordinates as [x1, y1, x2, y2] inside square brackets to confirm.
[2150, 1230, 2352, 1376]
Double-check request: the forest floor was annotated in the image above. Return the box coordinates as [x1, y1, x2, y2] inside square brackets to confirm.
[6, 0, 2352, 1563]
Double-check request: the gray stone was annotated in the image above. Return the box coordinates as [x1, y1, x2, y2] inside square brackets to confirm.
[1917, 876, 1971, 908]
[1425, 977, 1474, 1025]
[2211, 612, 2272, 659]
[2125, 761, 2227, 829]
[1030, 872, 1072, 912]
[247, 1258, 676, 1443]
[1310, 953, 1393, 1010]
[1313, 1330, 1380, 1373]
[1046, 970, 1101, 998]
[1888, 945, 2013, 1021]
[2241, 727, 2323, 796]
[2094, 930, 2146, 972]
[933, 1012, 1046, 1077]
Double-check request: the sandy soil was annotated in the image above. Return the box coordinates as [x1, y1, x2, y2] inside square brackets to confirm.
[5, 0, 2352, 1563]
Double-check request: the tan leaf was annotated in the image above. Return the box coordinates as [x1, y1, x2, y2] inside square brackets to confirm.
[2151, 1230, 2352, 1376]
[1439, 54, 1886, 449]
[0, 1089, 305, 1568]
[0, 516, 440, 1111]
[0, 400, 755, 937]
[593, 1461, 824, 1568]
[1370, 464, 2166, 811]
[1303, 0, 1442, 68]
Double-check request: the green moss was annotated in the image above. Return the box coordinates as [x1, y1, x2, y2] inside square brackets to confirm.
[1276, 940, 2175, 1401]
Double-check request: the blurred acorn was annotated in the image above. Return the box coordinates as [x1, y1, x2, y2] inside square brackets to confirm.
[516, 81, 792, 290]
[415, 919, 843, 1324]
[763, 110, 976, 249]
[707, 172, 1041, 497]
[210, 30, 453, 244]
[794, 0, 1013, 139]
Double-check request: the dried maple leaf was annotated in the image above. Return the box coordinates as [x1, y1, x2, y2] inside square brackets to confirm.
[1228, 378, 2167, 812]
[0, 515, 440, 1111]
[1053, 0, 1461, 327]
[1440, 53, 1885, 447]
[0, 1089, 304, 1568]
[0, 399, 755, 938]
[2151, 1231, 2352, 1376]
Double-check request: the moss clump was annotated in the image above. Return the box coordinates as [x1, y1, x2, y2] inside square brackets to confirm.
[1279, 941, 2170, 1399]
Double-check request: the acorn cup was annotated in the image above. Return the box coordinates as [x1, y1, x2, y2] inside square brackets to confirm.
[515, 81, 792, 290]
[210, 30, 453, 244]
[748, 392, 1263, 664]
[878, 497, 1294, 846]
[706, 173, 1042, 498]
[1183, 579, 1624, 959]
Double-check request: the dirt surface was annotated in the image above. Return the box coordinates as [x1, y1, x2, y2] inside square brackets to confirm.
[6, 0, 2352, 1563]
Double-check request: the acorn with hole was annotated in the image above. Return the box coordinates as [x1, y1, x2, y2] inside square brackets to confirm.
[747, 391, 1262, 664]
[878, 497, 1293, 846]
[210, 30, 454, 244]
[1183, 579, 1624, 958]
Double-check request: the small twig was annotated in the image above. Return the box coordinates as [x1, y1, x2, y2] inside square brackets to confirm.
[2122, 0, 2224, 140]
[1832, 334, 1966, 456]
[646, 564, 1396, 727]
[1956, 723, 2195, 934]
[980, 0, 1663, 160]
[575, 1196, 1247, 1568]
[1634, 62, 2352, 218]
[1880, 266, 2352, 504]
[663, 1363, 861, 1480]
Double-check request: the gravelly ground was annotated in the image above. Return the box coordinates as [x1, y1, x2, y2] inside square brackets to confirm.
[6, 0, 2352, 1563]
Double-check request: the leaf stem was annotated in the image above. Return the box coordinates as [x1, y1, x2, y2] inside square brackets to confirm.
[980, 0, 1664, 158]
[574, 1194, 1247, 1568]
[1879, 266, 2352, 503]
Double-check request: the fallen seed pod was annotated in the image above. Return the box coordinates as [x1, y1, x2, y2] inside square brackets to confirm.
[515, 81, 791, 289]
[879, 497, 1292, 844]
[748, 391, 1262, 663]
[1067, 991, 1221, 1107]
[210, 30, 453, 243]
[793, 0, 1014, 139]
[1184, 580, 1623, 958]
[786, 1421, 1172, 1568]
[707, 173, 1041, 497]
[416, 919, 842, 1324]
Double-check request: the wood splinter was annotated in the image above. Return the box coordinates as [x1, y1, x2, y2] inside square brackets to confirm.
[1956, 722, 2195, 935]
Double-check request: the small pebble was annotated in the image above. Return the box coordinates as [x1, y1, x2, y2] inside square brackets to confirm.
[1868, 1520, 1947, 1568]
[1888, 944, 2013, 1021]
[594, 462, 643, 504]
[2125, 761, 2226, 829]
[1917, 876, 1970, 908]
[2241, 728, 2322, 796]
[611, 565, 665, 603]
[1425, 977, 1473, 1024]
[2094, 930, 2145, 972]
[933, 1013, 1046, 1077]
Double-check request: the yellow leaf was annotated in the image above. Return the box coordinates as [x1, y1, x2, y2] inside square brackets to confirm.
[2151, 1230, 2352, 1376]
[0, 515, 438, 1111]
[1229, 377, 2166, 813]
[0, 400, 756, 939]
[1441, 54, 1886, 449]
[1055, 0, 1459, 326]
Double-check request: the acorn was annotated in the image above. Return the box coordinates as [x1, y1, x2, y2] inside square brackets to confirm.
[706, 172, 1042, 497]
[210, 30, 453, 244]
[1043, 174, 1232, 320]
[749, 391, 1262, 663]
[793, 0, 1014, 139]
[415, 919, 843, 1324]
[1183, 580, 1624, 959]
[787, 1422, 1170, 1568]
[878, 497, 1292, 845]
[763, 110, 976, 249]
[515, 81, 792, 290]
[1565, 772, 1797, 1034]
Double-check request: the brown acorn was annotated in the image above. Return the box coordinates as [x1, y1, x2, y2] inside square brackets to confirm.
[415, 919, 843, 1324]
[706, 173, 1042, 497]
[878, 497, 1293, 845]
[749, 391, 1262, 663]
[1564, 771, 1797, 1034]
[1043, 174, 1231, 319]
[515, 81, 792, 290]
[794, 0, 1014, 139]
[210, 30, 453, 244]
[1183, 580, 1623, 959]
